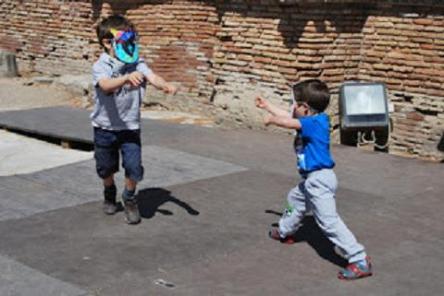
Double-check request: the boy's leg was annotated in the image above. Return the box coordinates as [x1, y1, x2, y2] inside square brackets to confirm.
[278, 181, 308, 238]
[305, 169, 367, 263]
[120, 129, 144, 184]
[94, 128, 119, 215]
[124, 177, 137, 191]
[121, 177, 141, 224]
[102, 175, 118, 215]
[120, 130, 143, 224]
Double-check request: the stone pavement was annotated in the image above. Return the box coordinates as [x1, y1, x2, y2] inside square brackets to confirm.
[0, 107, 443, 296]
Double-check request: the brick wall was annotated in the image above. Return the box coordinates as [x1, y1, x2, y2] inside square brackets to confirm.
[0, 0, 443, 161]
[360, 13, 444, 159]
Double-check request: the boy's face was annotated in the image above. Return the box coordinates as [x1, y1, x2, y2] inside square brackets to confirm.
[104, 29, 139, 64]
[293, 102, 310, 118]
[291, 85, 309, 118]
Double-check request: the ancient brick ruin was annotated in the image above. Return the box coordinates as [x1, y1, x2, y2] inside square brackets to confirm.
[1, 0, 443, 161]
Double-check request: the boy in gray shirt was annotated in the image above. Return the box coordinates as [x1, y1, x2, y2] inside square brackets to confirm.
[92, 15, 177, 224]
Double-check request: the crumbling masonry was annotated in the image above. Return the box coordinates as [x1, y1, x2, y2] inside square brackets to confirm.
[1, 0, 443, 161]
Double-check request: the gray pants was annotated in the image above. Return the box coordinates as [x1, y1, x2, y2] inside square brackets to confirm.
[279, 169, 366, 263]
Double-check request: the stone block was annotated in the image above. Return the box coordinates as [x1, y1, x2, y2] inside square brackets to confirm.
[0, 51, 18, 77]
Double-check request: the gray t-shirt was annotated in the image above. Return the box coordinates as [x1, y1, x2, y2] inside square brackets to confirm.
[91, 53, 152, 130]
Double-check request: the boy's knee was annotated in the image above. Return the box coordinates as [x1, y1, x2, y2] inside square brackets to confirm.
[287, 183, 305, 201]
[124, 163, 144, 182]
[96, 163, 118, 179]
[121, 141, 143, 181]
[95, 149, 118, 179]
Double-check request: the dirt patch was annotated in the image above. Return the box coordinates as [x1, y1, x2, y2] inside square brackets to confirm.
[0, 77, 81, 111]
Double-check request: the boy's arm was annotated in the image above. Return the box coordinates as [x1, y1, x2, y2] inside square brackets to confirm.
[97, 75, 128, 93]
[136, 60, 177, 94]
[265, 114, 302, 130]
[256, 96, 291, 118]
[93, 62, 124, 94]
[97, 72, 145, 93]
[146, 72, 177, 94]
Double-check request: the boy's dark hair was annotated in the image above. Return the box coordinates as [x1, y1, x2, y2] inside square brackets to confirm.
[292, 79, 330, 112]
[96, 15, 136, 49]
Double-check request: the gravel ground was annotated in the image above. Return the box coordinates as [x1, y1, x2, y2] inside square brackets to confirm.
[0, 77, 77, 111]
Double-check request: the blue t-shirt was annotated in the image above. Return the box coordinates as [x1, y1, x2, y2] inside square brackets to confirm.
[294, 113, 335, 174]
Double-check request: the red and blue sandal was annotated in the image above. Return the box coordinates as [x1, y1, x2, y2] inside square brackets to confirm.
[338, 256, 373, 280]
[268, 227, 297, 244]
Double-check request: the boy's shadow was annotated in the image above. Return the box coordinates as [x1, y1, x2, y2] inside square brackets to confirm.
[266, 210, 348, 268]
[137, 188, 199, 219]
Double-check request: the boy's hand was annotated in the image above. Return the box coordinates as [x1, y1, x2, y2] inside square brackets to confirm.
[163, 83, 178, 95]
[255, 96, 268, 109]
[126, 72, 145, 87]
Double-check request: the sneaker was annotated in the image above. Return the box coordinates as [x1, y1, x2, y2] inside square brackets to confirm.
[268, 227, 297, 244]
[103, 198, 117, 215]
[103, 185, 117, 215]
[123, 198, 141, 224]
[338, 256, 373, 280]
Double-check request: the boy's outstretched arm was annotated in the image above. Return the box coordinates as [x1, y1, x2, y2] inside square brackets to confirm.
[255, 96, 291, 118]
[98, 72, 145, 93]
[264, 114, 302, 130]
[146, 72, 178, 95]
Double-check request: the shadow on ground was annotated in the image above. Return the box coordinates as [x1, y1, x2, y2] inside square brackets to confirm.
[137, 187, 200, 219]
[266, 210, 347, 268]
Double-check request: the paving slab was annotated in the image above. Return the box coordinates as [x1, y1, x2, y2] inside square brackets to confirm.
[0, 106, 311, 175]
[0, 145, 245, 222]
[0, 106, 443, 295]
[0, 130, 93, 176]
[0, 106, 93, 144]
[0, 254, 87, 296]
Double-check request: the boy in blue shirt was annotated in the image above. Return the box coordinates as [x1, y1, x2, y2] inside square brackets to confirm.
[255, 79, 372, 280]
[92, 15, 177, 224]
